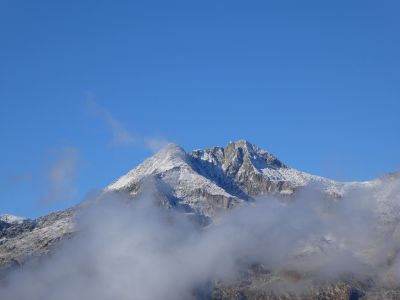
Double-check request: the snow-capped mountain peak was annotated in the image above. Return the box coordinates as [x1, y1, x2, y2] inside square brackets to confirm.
[106, 140, 344, 216]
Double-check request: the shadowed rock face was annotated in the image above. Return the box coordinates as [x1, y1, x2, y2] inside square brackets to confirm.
[0, 140, 398, 299]
[190, 140, 290, 198]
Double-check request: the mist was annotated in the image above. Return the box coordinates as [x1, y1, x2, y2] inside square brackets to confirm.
[0, 176, 399, 299]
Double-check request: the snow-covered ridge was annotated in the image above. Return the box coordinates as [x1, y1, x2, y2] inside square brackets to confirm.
[105, 140, 357, 216]
[0, 214, 26, 225]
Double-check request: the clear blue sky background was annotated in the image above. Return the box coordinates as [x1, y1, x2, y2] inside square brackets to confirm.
[1, 0, 399, 218]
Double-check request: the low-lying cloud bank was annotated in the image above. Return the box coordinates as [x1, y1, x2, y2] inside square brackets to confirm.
[1, 176, 400, 299]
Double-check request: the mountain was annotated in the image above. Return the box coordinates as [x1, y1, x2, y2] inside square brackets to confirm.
[106, 140, 346, 217]
[0, 140, 398, 299]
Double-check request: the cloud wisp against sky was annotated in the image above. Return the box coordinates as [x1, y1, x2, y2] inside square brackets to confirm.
[86, 95, 168, 151]
[40, 147, 79, 205]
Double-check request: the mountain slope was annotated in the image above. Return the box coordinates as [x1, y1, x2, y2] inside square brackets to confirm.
[0, 209, 74, 270]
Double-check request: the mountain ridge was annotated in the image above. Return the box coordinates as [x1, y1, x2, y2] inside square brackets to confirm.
[1, 140, 399, 300]
[106, 140, 348, 217]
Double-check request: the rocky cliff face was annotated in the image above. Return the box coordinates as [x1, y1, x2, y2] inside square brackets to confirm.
[0, 140, 398, 299]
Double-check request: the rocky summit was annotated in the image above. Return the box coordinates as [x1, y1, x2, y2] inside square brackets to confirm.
[1, 140, 399, 300]
[106, 140, 345, 217]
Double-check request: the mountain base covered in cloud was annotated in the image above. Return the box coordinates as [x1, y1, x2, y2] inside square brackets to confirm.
[1, 141, 400, 299]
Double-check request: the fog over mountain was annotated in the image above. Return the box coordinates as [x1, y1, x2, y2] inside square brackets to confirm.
[1, 140, 399, 299]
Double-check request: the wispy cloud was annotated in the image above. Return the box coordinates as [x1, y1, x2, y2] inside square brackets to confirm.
[86, 95, 137, 146]
[86, 94, 168, 151]
[41, 147, 79, 205]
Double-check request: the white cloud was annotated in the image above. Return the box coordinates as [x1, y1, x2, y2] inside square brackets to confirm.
[2, 176, 400, 299]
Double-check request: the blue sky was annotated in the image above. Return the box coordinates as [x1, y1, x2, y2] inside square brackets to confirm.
[1, 0, 399, 218]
